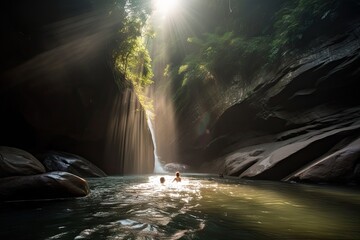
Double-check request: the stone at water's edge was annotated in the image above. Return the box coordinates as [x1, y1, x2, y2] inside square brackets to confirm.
[0, 146, 45, 177]
[38, 151, 107, 178]
[0, 171, 90, 201]
[240, 120, 360, 180]
[0, 147, 94, 200]
[286, 137, 360, 184]
[164, 163, 190, 173]
[223, 149, 264, 177]
[210, 109, 360, 184]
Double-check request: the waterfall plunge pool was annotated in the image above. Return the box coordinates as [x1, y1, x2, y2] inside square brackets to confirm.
[1, 174, 359, 240]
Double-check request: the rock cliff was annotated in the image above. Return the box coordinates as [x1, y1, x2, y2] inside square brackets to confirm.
[0, 0, 154, 175]
[202, 23, 360, 184]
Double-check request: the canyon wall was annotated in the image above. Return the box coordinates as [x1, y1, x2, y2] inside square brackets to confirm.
[0, 0, 154, 174]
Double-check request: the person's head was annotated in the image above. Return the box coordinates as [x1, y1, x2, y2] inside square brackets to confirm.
[175, 171, 180, 177]
[160, 177, 165, 183]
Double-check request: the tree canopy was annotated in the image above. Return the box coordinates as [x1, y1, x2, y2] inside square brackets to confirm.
[109, 0, 154, 110]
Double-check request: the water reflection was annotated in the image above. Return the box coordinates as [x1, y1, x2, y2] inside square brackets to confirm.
[0, 175, 359, 240]
[118, 176, 205, 239]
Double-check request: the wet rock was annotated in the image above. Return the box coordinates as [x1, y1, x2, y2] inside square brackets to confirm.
[164, 163, 190, 172]
[0, 171, 90, 201]
[203, 108, 360, 184]
[248, 149, 264, 157]
[0, 146, 45, 177]
[38, 151, 106, 177]
[240, 122, 360, 180]
[224, 150, 264, 176]
[286, 137, 360, 184]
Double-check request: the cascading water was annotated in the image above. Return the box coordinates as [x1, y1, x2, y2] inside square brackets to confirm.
[104, 89, 155, 175]
[146, 112, 167, 173]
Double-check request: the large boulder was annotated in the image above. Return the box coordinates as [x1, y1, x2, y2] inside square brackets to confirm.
[286, 137, 360, 184]
[164, 163, 190, 172]
[0, 146, 45, 177]
[38, 151, 107, 178]
[0, 171, 90, 201]
[240, 121, 360, 180]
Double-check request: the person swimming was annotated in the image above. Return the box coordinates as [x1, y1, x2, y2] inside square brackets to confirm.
[172, 171, 181, 182]
[160, 176, 165, 184]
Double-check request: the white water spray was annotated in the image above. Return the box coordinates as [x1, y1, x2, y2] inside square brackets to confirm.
[146, 112, 167, 173]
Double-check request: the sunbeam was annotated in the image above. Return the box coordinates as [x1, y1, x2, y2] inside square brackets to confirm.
[154, 0, 179, 16]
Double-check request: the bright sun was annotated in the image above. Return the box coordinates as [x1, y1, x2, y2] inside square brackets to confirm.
[154, 0, 179, 15]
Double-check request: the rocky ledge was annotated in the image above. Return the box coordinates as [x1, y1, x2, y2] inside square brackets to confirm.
[205, 23, 360, 185]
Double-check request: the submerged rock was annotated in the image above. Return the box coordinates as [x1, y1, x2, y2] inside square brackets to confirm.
[0, 171, 90, 201]
[38, 151, 107, 178]
[0, 146, 45, 177]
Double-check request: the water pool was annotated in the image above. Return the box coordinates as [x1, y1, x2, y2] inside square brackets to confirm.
[1, 174, 359, 239]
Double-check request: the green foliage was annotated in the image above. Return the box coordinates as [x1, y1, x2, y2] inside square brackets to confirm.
[178, 31, 270, 87]
[157, 0, 343, 113]
[170, 0, 338, 88]
[270, 0, 336, 58]
[116, 37, 153, 87]
[111, 0, 154, 111]
[115, 34, 154, 112]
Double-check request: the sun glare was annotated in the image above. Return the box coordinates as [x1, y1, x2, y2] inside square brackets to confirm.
[154, 0, 179, 15]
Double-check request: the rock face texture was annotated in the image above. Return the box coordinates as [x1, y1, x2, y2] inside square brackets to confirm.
[164, 163, 190, 172]
[286, 137, 360, 184]
[0, 146, 45, 177]
[0, 171, 90, 201]
[0, 0, 154, 174]
[39, 151, 107, 178]
[202, 24, 360, 184]
[0, 147, 96, 201]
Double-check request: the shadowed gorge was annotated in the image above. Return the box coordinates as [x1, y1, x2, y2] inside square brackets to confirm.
[0, 0, 154, 174]
[0, 0, 359, 184]
[151, 0, 360, 185]
[1, 0, 360, 239]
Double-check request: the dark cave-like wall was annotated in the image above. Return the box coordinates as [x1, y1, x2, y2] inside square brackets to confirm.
[0, 0, 154, 174]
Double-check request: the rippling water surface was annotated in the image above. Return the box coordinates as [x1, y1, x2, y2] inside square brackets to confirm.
[1, 174, 360, 239]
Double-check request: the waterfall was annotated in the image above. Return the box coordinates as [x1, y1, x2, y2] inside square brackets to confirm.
[146, 112, 167, 173]
[104, 89, 154, 175]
